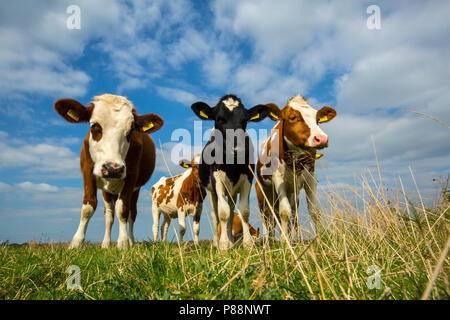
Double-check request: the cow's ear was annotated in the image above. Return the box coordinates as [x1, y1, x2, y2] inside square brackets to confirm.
[316, 106, 337, 123]
[179, 159, 192, 169]
[191, 102, 214, 120]
[265, 103, 282, 121]
[136, 113, 164, 134]
[247, 104, 271, 122]
[54, 99, 92, 123]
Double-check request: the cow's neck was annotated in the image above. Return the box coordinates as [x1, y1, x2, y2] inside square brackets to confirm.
[280, 120, 316, 174]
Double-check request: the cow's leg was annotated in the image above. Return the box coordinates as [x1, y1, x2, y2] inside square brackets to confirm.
[161, 215, 170, 241]
[193, 204, 202, 245]
[273, 173, 292, 242]
[178, 209, 186, 242]
[127, 189, 140, 247]
[256, 182, 271, 244]
[237, 178, 253, 248]
[116, 196, 132, 249]
[208, 191, 219, 247]
[101, 191, 117, 248]
[152, 201, 161, 241]
[215, 173, 233, 251]
[70, 173, 97, 249]
[304, 171, 321, 234]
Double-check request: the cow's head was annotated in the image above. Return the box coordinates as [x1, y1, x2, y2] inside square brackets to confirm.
[266, 95, 336, 150]
[179, 155, 202, 185]
[191, 95, 271, 160]
[54, 94, 163, 179]
[191, 94, 270, 131]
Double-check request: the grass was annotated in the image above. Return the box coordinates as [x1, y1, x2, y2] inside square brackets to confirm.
[1, 172, 448, 300]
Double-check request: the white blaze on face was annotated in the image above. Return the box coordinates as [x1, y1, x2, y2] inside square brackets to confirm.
[88, 94, 135, 178]
[222, 97, 239, 111]
[288, 95, 327, 147]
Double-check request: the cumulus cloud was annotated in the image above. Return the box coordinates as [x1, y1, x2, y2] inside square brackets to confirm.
[0, 132, 80, 177]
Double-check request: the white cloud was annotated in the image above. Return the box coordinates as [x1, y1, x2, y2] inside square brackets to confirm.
[16, 182, 59, 193]
[0, 132, 80, 177]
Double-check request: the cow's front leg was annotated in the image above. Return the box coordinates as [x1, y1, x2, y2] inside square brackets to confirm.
[127, 190, 140, 247]
[70, 202, 97, 249]
[70, 176, 97, 249]
[214, 173, 233, 251]
[208, 191, 219, 247]
[101, 191, 117, 248]
[115, 197, 131, 249]
[273, 173, 292, 242]
[304, 171, 321, 234]
[237, 178, 253, 248]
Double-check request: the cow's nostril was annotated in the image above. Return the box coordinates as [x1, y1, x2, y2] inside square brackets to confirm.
[102, 162, 125, 178]
[313, 135, 328, 146]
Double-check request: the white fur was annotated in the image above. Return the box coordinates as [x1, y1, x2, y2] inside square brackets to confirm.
[89, 94, 135, 179]
[288, 97, 327, 147]
[115, 199, 130, 249]
[69, 203, 94, 248]
[222, 97, 239, 111]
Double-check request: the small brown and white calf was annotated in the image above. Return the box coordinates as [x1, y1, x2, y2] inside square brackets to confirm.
[54, 94, 164, 249]
[151, 155, 206, 244]
[256, 95, 336, 241]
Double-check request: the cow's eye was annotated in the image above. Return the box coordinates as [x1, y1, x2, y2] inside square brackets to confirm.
[289, 116, 297, 121]
[90, 123, 103, 141]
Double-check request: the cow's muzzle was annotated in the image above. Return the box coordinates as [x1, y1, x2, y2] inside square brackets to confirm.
[101, 162, 125, 179]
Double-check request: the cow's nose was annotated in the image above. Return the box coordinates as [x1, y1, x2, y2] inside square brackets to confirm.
[102, 162, 125, 178]
[313, 135, 328, 146]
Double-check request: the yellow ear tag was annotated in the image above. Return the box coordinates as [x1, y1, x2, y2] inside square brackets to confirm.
[67, 109, 79, 122]
[143, 122, 154, 132]
[182, 163, 189, 168]
[270, 112, 279, 120]
[199, 110, 209, 119]
[315, 153, 324, 160]
[250, 113, 260, 121]
[319, 116, 328, 123]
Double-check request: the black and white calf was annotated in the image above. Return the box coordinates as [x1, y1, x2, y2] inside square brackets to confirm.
[191, 95, 271, 251]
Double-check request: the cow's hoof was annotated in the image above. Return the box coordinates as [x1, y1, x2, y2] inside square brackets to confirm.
[69, 238, 83, 249]
[219, 240, 233, 251]
[117, 238, 129, 249]
[101, 241, 111, 249]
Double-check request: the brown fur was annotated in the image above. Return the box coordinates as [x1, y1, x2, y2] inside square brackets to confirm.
[218, 213, 260, 240]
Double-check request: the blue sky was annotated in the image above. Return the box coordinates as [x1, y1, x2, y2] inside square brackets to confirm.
[0, 0, 449, 244]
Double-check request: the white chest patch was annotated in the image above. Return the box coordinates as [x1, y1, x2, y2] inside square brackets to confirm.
[222, 97, 239, 111]
[96, 177, 125, 195]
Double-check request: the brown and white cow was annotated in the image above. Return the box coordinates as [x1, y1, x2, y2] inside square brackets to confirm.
[54, 94, 164, 249]
[255, 94, 336, 242]
[218, 213, 260, 243]
[151, 155, 206, 244]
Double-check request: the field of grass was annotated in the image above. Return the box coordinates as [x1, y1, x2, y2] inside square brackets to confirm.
[1, 173, 448, 300]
